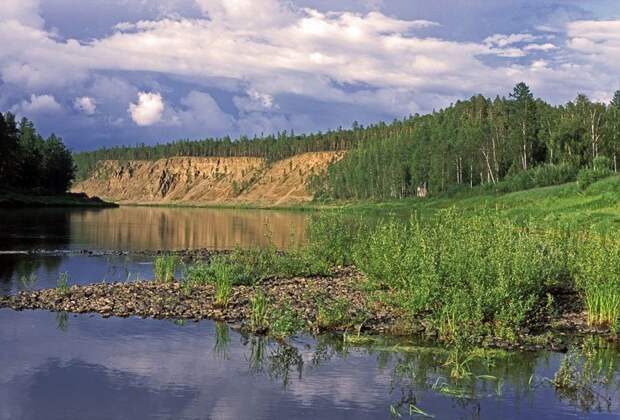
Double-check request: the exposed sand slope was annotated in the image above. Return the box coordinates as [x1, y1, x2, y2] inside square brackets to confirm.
[72, 152, 342, 206]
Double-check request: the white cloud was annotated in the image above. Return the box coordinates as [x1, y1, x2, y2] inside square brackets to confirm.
[74, 96, 97, 115]
[129, 92, 165, 126]
[15, 93, 62, 114]
[484, 33, 539, 47]
[234, 89, 277, 113]
[167, 90, 235, 135]
[1, 0, 620, 141]
[0, 0, 43, 28]
[524, 43, 557, 51]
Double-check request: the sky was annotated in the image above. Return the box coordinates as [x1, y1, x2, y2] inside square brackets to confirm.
[1, 0, 620, 151]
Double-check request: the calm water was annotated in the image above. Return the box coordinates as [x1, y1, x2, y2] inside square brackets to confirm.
[1, 207, 620, 420]
[0, 206, 310, 251]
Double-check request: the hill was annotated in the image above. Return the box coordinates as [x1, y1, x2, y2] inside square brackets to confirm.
[72, 152, 342, 206]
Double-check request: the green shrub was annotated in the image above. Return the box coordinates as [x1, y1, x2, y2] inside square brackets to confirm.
[577, 156, 613, 190]
[304, 211, 361, 267]
[495, 164, 577, 193]
[353, 210, 568, 340]
[577, 167, 613, 190]
[270, 302, 305, 337]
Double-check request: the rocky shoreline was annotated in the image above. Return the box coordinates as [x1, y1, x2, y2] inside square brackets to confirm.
[13, 248, 231, 259]
[0, 267, 396, 332]
[0, 267, 615, 351]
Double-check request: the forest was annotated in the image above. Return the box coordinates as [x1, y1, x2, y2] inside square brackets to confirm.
[73, 83, 620, 200]
[0, 112, 75, 194]
[315, 83, 620, 200]
[72, 122, 403, 180]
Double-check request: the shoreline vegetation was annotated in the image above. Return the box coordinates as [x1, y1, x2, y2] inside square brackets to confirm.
[0, 190, 118, 208]
[3, 191, 620, 351]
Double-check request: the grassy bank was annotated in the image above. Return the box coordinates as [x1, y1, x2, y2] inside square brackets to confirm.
[111, 175, 620, 231]
[132, 203, 617, 346]
[0, 191, 118, 208]
[329, 174, 620, 227]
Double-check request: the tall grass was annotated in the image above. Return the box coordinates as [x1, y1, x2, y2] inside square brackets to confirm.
[154, 255, 178, 282]
[353, 210, 568, 340]
[212, 260, 233, 306]
[57, 272, 70, 295]
[184, 242, 329, 288]
[250, 290, 269, 332]
[573, 235, 620, 330]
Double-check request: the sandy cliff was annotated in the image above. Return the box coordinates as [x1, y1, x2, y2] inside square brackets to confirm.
[72, 152, 342, 206]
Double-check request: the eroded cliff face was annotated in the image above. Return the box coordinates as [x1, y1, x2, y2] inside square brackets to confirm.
[72, 152, 342, 206]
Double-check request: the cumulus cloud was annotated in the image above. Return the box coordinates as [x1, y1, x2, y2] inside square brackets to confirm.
[484, 33, 539, 47]
[129, 92, 165, 126]
[74, 96, 96, 115]
[234, 89, 278, 113]
[0, 0, 43, 28]
[524, 43, 558, 51]
[1, 0, 620, 146]
[167, 90, 235, 135]
[15, 94, 62, 114]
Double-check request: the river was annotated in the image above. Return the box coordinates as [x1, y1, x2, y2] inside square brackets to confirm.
[1, 207, 619, 419]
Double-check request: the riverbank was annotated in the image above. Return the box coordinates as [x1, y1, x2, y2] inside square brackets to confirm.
[0, 191, 118, 208]
[0, 266, 614, 351]
[87, 174, 620, 231]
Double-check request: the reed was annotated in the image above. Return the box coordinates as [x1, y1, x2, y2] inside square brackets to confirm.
[153, 255, 178, 282]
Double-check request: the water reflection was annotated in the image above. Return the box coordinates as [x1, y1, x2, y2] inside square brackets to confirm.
[0, 206, 310, 252]
[1, 310, 620, 419]
[69, 207, 310, 250]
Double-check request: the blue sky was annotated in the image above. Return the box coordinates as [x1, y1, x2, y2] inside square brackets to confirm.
[1, 0, 619, 151]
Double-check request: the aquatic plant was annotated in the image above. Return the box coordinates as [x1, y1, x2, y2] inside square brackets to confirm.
[153, 255, 177, 282]
[316, 297, 352, 330]
[250, 290, 269, 332]
[214, 275, 232, 307]
[57, 272, 70, 294]
[270, 302, 305, 338]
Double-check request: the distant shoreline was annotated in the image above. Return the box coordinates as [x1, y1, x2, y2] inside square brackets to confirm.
[0, 191, 118, 208]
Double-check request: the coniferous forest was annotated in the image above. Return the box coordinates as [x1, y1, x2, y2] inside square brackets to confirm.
[0, 112, 75, 194]
[74, 83, 620, 200]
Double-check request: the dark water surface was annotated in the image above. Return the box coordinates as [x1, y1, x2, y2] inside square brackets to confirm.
[1, 207, 620, 419]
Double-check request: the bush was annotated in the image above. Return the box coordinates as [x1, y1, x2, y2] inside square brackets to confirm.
[577, 166, 613, 190]
[495, 164, 577, 193]
[304, 211, 362, 267]
[352, 210, 571, 340]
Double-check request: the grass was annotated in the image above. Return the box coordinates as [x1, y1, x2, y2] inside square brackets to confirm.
[156, 174, 620, 343]
[153, 255, 178, 282]
[573, 236, 620, 330]
[270, 302, 305, 337]
[57, 272, 70, 294]
[212, 261, 233, 306]
[250, 291, 269, 333]
[327, 174, 620, 231]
